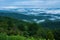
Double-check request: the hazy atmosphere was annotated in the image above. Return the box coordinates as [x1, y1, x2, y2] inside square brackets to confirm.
[0, 0, 60, 8]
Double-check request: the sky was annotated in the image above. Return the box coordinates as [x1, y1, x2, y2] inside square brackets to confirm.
[0, 0, 60, 8]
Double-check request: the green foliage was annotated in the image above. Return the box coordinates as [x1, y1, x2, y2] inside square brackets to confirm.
[0, 16, 59, 40]
[0, 33, 46, 40]
[54, 29, 60, 40]
[0, 33, 7, 40]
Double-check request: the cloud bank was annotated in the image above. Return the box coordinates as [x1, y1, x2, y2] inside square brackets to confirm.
[0, 0, 60, 8]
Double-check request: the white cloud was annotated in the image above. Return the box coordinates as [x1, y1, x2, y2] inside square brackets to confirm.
[12, 1, 44, 5]
[49, 18, 56, 20]
[37, 19, 45, 23]
[0, 0, 60, 8]
[9, 0, 60, 8]
[2, 6, 18, 9]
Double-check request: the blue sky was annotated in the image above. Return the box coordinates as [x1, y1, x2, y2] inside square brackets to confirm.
[0, 0, 60, 8]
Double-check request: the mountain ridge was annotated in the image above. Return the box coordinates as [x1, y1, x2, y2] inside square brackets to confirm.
[0, 8, 60, 23]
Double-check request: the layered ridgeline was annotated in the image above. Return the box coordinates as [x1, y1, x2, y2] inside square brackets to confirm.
[0, 8, 60, 40]
[0, 8, 60, 28]
[0, 8, 60, 22]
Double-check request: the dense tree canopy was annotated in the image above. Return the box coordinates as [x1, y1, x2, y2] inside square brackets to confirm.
[0, 16, 59, 40]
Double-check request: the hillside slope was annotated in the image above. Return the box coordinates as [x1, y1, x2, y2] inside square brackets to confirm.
[0, 16, 60, 40]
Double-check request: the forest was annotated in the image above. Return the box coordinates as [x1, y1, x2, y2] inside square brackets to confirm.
[0, 16, 60, 40]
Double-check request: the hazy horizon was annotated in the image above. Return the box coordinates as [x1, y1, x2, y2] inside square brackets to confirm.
[0, 0, 60, 8]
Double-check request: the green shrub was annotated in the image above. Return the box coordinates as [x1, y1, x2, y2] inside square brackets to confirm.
[0, 33, 7, 40]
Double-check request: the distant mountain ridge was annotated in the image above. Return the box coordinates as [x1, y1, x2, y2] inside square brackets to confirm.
[0, 8, 60, 23]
